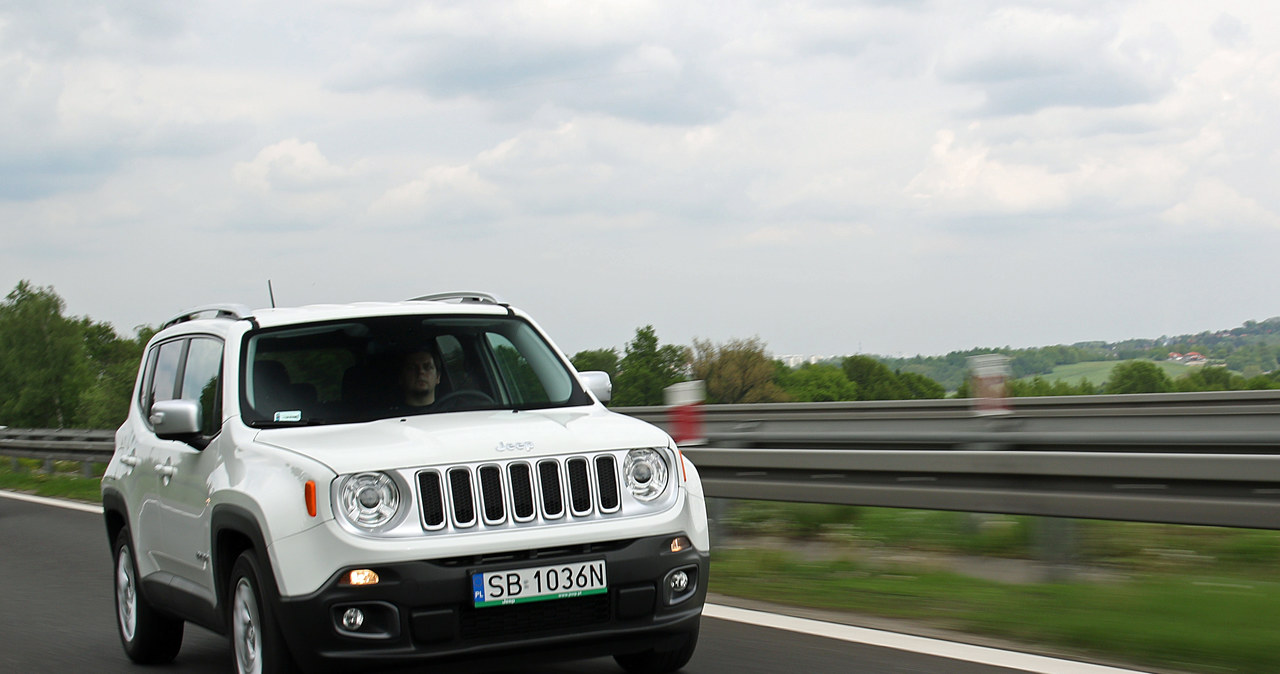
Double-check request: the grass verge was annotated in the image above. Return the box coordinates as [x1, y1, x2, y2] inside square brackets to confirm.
[712, 547, 1280, 674]
[0, 459, 103, 502]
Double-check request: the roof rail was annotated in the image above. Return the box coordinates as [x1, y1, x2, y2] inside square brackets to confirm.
[409, 291, 506, 305]
[162, 304, 254, 329]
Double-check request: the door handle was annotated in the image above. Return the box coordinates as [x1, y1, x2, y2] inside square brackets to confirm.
[154, 464, 177, 477]
[121, 455, 140, 467]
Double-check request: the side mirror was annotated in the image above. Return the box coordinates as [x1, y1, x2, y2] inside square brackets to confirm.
[579, 371, 612, 403]
[150, 399, 202, 439]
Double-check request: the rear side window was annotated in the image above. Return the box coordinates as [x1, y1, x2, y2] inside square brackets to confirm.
[145, 340, 184, 414]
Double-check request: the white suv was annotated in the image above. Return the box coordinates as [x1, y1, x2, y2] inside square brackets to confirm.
[101, 293, 708, 673]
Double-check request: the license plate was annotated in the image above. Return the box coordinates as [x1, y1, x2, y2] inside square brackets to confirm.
[472, 560, 607, 608]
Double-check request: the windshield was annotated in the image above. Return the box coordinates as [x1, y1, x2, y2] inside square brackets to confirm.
[240, 315, 592, 426]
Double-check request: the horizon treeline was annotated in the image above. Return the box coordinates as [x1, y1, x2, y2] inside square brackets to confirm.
[570, 324, 1280, 408]
[3, 281, 1280, 430]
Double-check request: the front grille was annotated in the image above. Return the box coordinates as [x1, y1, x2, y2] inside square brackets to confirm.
[448, 468, 476, 527]
[509, 463, 535, 520]
[538, 460, 564, 518]
[417, 453, 623, 532]
[419, 472, 445, 528]
[459, 593, 611, 641]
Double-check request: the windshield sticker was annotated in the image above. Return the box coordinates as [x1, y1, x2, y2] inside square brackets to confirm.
[274, 411, 302, 423]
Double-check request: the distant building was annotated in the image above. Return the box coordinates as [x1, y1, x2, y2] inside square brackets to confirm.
[777, 354, 834, 368]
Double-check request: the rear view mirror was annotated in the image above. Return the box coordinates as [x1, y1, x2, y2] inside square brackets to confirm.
[150, 399, 202, 439]
[579, 371, 612, 403]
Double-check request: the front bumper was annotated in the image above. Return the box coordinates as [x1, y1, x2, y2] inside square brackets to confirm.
[273, 532, 708, 673]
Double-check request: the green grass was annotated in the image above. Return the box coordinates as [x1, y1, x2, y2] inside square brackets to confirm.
[712, 548, 1280, 674]
[0, 459, 104, 502]
[1025, 360, 1198, 386]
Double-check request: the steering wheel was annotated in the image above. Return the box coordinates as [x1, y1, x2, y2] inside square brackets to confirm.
[433, 389, 496, 411]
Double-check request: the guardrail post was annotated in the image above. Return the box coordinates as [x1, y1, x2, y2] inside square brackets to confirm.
[1034, 517, 1078, 582]
[706, 496, 730, 549]
[42, 458, 55, 474]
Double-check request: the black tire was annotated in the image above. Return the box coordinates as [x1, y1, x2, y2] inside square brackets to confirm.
[113, 528, 184, 664]
[613, 624, 700, 674]
[228, 550, 299, 674]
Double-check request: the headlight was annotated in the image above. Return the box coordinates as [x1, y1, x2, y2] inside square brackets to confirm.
[624, 448, 669, 502]
[337, 472, 402, 531]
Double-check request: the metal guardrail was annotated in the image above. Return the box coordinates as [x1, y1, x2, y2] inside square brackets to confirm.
[0, 428, 115, 476]
[618, 390, 1280, 530]
[5, 391, 1280, 529]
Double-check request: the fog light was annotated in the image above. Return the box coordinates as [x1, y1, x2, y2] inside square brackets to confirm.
[345, 569, 380, 586]
[342, 608, 365, 631]
[663, 565, 698, 606]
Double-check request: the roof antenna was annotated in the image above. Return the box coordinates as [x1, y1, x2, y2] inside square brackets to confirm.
[268, 280, 277, 308]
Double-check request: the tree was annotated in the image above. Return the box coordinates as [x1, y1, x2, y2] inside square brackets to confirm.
[841, 356, 911, 400]
[897, 371, 946, 399]
[77, 319, 149, 429]
[1104, 361, 1172, 394]
[690, 337, 787, 404]
[1175, 366, 1245, 392]
[612, 326, 689, 406]
[570, 348, 619, 379]
[0, 282, 90, 427]
[1008, 376, 1099, 397]
[779, 363, 858, 402]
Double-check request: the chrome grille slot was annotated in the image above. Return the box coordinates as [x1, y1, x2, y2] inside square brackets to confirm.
[419, 470, 446, 529]
[478, 465, 506, 524]
[538, 460, 564, 519]
[449, 467, 476, 527]
[509, 463, 536, 521]
[415, 452, 640, 533]
[566, 457, 592, 516]
[595, 455, 620, 513]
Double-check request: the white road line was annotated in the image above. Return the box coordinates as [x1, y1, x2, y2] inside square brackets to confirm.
[2, 490, 1151, 673]
[705, 604, 1152, 674]
[0, 489, 103, 514]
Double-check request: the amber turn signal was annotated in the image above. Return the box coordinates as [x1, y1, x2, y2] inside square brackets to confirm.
[345, 569, 380, 586]
[304, 480, 317, 517]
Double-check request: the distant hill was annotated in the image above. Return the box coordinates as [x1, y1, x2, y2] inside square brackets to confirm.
[876, 317, 1280, 391]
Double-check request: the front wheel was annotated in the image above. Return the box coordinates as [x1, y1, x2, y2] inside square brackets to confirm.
[113, 528, 184, 664]
[228, 551, 298, 674]
[613, 624, 700, 674]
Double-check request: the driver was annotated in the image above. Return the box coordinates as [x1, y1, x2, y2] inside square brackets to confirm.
[398, 349, 441, 409]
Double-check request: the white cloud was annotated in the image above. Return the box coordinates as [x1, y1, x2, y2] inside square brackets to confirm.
[234, 139, 350, 193]
[906, 129, 1072, 214]
[369, 164, 501, 227]
[1161, 179, 1280, 232]
[5, 0, 1280, 358]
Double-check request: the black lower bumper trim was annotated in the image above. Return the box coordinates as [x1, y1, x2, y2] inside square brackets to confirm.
[274, 533, 708, 673]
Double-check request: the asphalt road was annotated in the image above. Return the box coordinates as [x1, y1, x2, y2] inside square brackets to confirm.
[0, 493, 1118, 673]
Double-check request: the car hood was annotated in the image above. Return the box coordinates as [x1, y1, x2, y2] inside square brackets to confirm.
[252, 407, 672, 475]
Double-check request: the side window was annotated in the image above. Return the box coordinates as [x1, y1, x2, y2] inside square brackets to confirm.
[181, 338, 223, 436]
[137, 348, 158, 413]
[146, 340, 185, 414]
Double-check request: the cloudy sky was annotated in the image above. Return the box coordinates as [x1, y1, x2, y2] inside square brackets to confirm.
[3, 1, 1279, 358]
